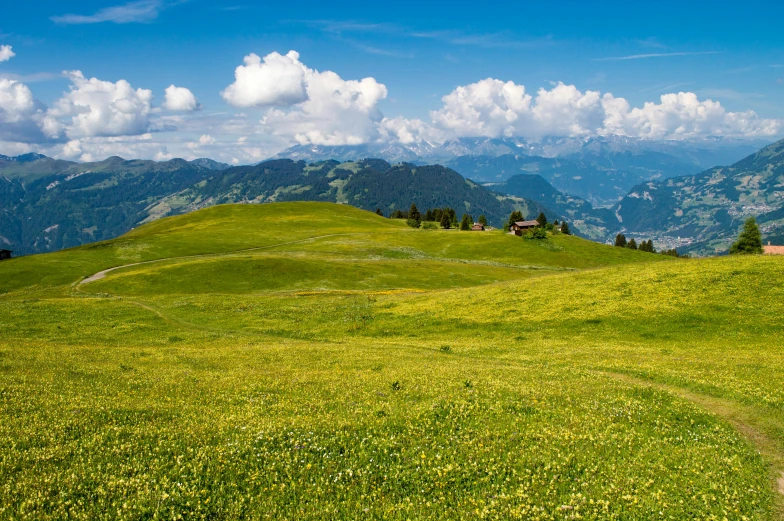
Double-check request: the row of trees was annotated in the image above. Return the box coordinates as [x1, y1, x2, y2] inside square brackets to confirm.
[615, 234, 683, 256]
[382, 204, 490, 230]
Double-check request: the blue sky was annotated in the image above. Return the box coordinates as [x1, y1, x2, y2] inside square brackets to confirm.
[1, 0, 783, 162]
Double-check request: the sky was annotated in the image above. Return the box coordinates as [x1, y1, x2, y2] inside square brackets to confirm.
[1, 0, 783, 163]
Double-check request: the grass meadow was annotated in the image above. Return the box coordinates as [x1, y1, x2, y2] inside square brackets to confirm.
[1, 202, 782, 520]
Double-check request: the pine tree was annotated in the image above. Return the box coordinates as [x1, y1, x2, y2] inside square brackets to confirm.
[408, 203, 421, 223]
[375, 208, 384, 217]
[536, 212, 548, 227]
[730, 217, 763, 254]
[440, 211, 451, 229]
[424, 209, 433, 222]
[614, 233, 627, 247]
[553, 219, 559, 226]
[507, 210, 524, 229]
[560, 221, 570, 235]
[478, 214, 488, 226]
[460, 214, 472, 230]
[627, 238, 638, 250]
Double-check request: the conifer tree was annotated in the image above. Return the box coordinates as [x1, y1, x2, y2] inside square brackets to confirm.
[408, 203, 421, 223]
[614, 233, 627, 247]
[375, 208, 384, 216]
[507, 210, 524, 229]
[460, 214, 472, 230]
[536, 212, 548, 227]
[627, 238, 638, 250]
[478, 214, 488, 226]
[560, 221, 570, 235]
[440, 211, 451, 229]
[730, 217, 763, 254]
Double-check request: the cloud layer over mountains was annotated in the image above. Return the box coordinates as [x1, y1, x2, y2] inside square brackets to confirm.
[0, 48, 782, 163]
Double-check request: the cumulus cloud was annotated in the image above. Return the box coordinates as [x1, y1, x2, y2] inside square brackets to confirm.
[49, 70, 153, 138]
[222, 50, 388, 145]
[0, 45, 14, 63]
[427, 79, 782, 141]
[221, 51, 308, 108]
[0, 78, 63, 143]
[163, 85, 199, 111]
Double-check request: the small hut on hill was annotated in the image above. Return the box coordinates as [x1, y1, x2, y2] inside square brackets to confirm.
[509, 220, 539, 236]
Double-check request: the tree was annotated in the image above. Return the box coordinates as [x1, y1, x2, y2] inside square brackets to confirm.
[375, 208, 384, 217]
[626, 238, 638, 250]
[408, 203, 421, 223]
[391, 209, 405, 219]
[554, 219, 559, 226]
[406, 218, 421, 229]
[730, 217, 763, 254]
[460, 214, 472, 230]
[526, 227, 548, 240]
[478, 214, 488, 226]
[560, 221, 570, 235]
[507, 210, 524, 229]
[536, 212, 548, 227]
[440, 211, 451, 229]
[614, 233, 627, 247]
[424, 209, 434, 222]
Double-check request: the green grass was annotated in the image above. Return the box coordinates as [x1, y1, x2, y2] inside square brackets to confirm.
[1, 202, 782, 520]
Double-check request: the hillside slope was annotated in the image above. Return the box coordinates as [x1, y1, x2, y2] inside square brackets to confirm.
[0, 202, 662, 295]
[1, 202, 782, 518]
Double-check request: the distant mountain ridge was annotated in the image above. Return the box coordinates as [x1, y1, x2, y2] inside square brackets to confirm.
[272, 136, 768, 206]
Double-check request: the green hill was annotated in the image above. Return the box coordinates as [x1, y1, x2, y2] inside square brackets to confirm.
[0, 202, 658, 295]
[2, 202, 783, 520]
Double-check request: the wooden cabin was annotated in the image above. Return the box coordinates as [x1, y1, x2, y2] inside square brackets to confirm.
[0, 249, 11, 260]
[509, 220, 539, 236]
[471, 223, 485, 231]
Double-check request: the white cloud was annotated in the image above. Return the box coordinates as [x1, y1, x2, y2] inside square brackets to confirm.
[222, 50, 388, 145]
[0, 45, 14, 63]
[51, 0, 162, 24]
[163, 85, 199, 111]
[221, 51, 308, 108]
[49, 70, 153, 138]
[0, 78, 63, 143]
[427, 79, 783, 141]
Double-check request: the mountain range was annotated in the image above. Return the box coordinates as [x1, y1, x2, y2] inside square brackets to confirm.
[2, 136, 783, 256]
[273, 136, 768, 206]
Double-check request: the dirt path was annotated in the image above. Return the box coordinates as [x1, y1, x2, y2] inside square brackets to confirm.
[604, 371, 784, 519]
[77, 232, 363, 285]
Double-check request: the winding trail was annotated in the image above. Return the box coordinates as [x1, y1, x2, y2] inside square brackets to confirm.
[604, 371, 784, 519]
[77, 233, 362, 285]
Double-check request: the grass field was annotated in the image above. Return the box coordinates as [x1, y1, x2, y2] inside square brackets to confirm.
[1, 202, 783, 520]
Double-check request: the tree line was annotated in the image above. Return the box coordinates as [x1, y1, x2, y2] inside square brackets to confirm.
[379, 204, 492, 230]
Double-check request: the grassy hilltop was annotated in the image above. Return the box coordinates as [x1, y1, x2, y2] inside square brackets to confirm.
[1, 202, 783, 520]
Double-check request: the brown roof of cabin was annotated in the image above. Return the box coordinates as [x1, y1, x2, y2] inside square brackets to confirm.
[763, 245, 784, 255]
[513, 220, 539, 227]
